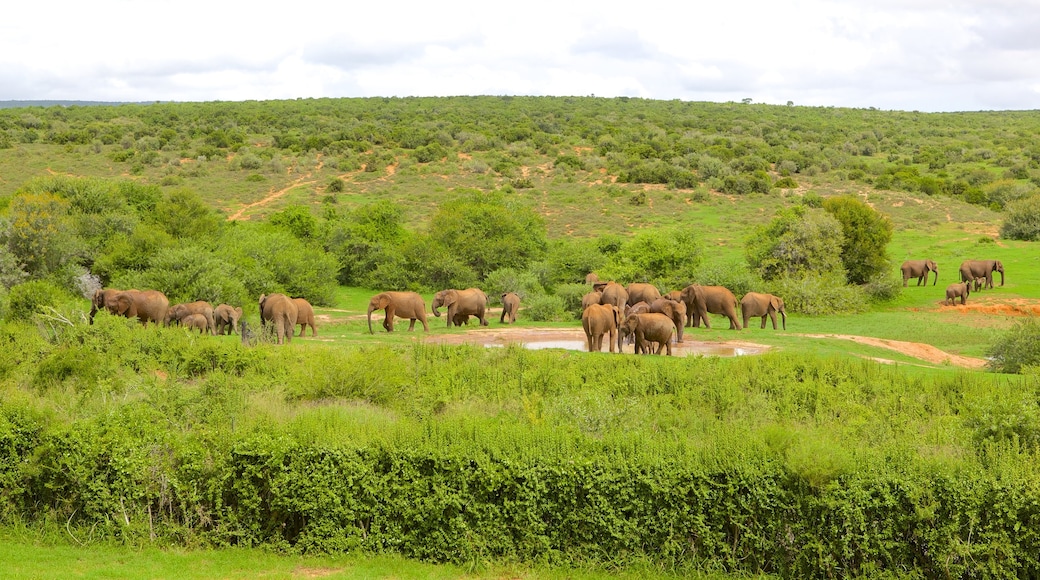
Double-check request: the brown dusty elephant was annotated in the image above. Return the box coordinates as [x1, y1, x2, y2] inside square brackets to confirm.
[213, 304, 243, 335]
[90, 288, 169, 327]
[959, 260, 1004, 289]
[181, 313, 210, 334]
[626, 283, 662, 308]
[973, 277, 987, 292]
[664, 290, 683, 302]
[500, 292, 520, 324]
[581, 304, 623, 353]
[649, 297, 687, 343]
[740, 292, 787, 330]
[581, 291, 603, 311]
[259, 293, 298, 345]
[594, 281, 629, 311]
[292, 297, 317, 336]
[367, 291, 429, 333]
[585, 272, 601, 285]
[679, 284, 741, 330]
[432, 288, 489, 328]
[900, 259, 938, 287]
[620, 313, 676, 355]
[945, 282, 970, 306]
[625, 301, 651, 317]
[165, 300, 216, 334]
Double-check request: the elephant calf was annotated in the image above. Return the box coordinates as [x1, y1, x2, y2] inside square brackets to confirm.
[945, 282, 971, 306]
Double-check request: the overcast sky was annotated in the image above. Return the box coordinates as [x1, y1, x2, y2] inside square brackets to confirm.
[2, 0, 1038, 112]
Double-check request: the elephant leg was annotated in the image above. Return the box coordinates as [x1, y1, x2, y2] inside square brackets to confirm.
[768, 312, 777, 330]
[407, 318, 417, 331]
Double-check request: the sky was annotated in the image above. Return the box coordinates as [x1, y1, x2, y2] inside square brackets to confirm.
[2, 0, 1039, 112]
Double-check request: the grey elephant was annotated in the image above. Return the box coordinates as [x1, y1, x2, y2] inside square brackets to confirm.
[367, 291, 429, 333]
[593, 281, 629, 311]
[649, 297, 687, 343]
[213, 304, 243, 335]
[90, 288, 169, 327]
[973, 276, 987, 292]
[945, 282, 970, 306]
[740, 292, 787, 330]
[292, 297, 317, 336]
[959, 260, 1004, 289]
[626, 283, 661, 307]
[620, 313, 676, 355]
[581, 303, 623, 353]
[500, 292, 520, 324]
[679, 284, 742, 330]
[181, 313, 210, 334]
[432, 287, 489, 327]
[900, 259, 938, 287]
[165, 300, 216, 334]
[259, 293, 298, 345]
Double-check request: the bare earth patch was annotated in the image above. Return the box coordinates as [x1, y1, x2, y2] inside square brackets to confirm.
[794, 334, 987, 368]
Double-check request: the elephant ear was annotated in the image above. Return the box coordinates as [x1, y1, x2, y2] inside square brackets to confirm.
[376, 294, 391, 310]
[770, 296, 781, 311]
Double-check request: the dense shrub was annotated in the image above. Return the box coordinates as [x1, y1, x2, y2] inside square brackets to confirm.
[746, 206, 845, 281]
[768, 273, 867, 315]
[7, 280, 71, 321]
[523, 294, 567, 321]
[552, 283, 589, 319]
[822, 195, 893, 285]
[987, 318, 1040, 374]
[1000, 195, 1040, 241]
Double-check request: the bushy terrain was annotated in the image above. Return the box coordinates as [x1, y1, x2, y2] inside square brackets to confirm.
[1, 97, 1040, 578]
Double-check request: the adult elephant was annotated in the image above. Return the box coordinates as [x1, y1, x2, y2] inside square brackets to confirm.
[945, 282, 971, 305]
[593, 281, 629, 311]
[367, 291, 429, 333]
[649, 297, 687, 343]
[165, 300, 216, 335]
[581, 304, 623, 353]
[620, 313, 676, 355]
[679, 284, 741, 330]
[213, 304, 243, 335]
[90, 288, 169, 327]
[900, 259, 938, 287]
[500, 292, 520, 324]
[626, 283, 661, 307]
[259, 293, 298, 345]
[740, 292, 787, 330]
[432, 288, 489, 328]
[959, 260, 1004, 289]
[292, 297, 317, 336]
[581, 291, 603, 311]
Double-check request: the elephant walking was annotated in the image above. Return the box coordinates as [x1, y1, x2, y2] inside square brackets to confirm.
[740, 292, 787, 330]
[292, 297, 317, 336]
[581, 304, 623, 353]
[500, 292, 520, 324]
[679, 284, 741, 330]
[214, 304, 243, 335]
[432, 288, 489, 327]
[620, 313, 676, 355]
[900, 260, 938, 287]
[90, 288, 169, 327]
[165, 300, 216, 334]
[367, 291, 429, 333]
[259, 293, 298, 344]
[945, 282, 970, 306]
[959, 260, 1004, 289]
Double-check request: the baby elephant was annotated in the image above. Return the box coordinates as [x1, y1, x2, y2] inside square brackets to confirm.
[182, 313, 210, 333]
[945, 282, 971, 306]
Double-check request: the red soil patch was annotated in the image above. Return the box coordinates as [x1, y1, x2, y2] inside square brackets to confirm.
[795, 334, 987, 369]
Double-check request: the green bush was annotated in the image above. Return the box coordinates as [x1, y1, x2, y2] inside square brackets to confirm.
[769, 273, 867, 316]
[7, 280, 71, 321]
[987, 318, 1040, 374]
[1000, 195, 1040, 241]
[552, 283, 588, 319]
[523, 294, 567, 321]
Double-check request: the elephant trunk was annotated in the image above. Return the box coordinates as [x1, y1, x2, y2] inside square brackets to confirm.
[367, 305, 375, 334]
[999, 270, 1005, 286]
[431, 300, 442, 317]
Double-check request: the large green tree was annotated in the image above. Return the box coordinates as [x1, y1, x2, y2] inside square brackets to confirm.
[822, 195, 893, 284]
[745, 206, 845, 281]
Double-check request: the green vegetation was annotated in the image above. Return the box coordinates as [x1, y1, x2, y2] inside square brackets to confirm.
[0, 97, 1039, 577]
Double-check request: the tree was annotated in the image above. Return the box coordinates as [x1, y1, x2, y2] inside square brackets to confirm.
[822, 195, 893, 284]
[746, 206, 845, 281]
[150, 188, 223, 241]
[1000, 195, 1040, 241]
[2, 192, 78, 278]
[327, 203, 408, 287]
[602, 228, 702, 289]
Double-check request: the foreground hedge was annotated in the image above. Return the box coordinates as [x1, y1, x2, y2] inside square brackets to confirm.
[1, 404, 1039, 578]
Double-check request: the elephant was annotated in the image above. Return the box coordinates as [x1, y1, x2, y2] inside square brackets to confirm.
[432, 288, 489, 328]
[581, 303, 624, 353]
[945, 282, 970, 305]
[620, 313, 676, 355]
[593, 281, 629, 311]
[581, 291, 603, 311]
[259, 293, 298, 345]
[626, 283, 661, 308]
[367, 291, 429, 333]
[900, 259, 938, 287]
[649, 297, 687, 343]
[292, 297, 317, 337]
[973, 276, 987, 292]
[213, 304, 243, 335]
[664, 290, 683, 302]
[585, 272, 601, 285]
[165, 300, 216, 334]
[740, 292, 787, 330]
[90, 288, 169, 327]
[679, 284, 741, 330]
[181, 313, 210, 334]
[500, 292, 520, 324]
[959, 260, 1004, 289]
[625, 301, 651, 317]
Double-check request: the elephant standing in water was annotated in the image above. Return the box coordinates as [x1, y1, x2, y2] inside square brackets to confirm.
[367, 291, 429, 333]
[679, 284, 741, 330]
[432, 288, 489, 327]
[740, 292, 787, 330]
[649, 297, 686, 343]
[900, 260, 938, 287]
[959, 260, 1004, 289]
[90, 288, 169, 327]
[500, 292, 520, 324]
[259, 293, 298, 345]
[581, 304, 623, 353]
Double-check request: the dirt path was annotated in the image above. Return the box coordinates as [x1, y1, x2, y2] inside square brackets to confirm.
[794, 334, 987, 368]
[227, 156, 323, 221]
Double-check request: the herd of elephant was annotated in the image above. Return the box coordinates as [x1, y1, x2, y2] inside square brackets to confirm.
[899, 259, 1005, 306]
[88, 288, 318, 345]
[366, 279, 786, 357]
